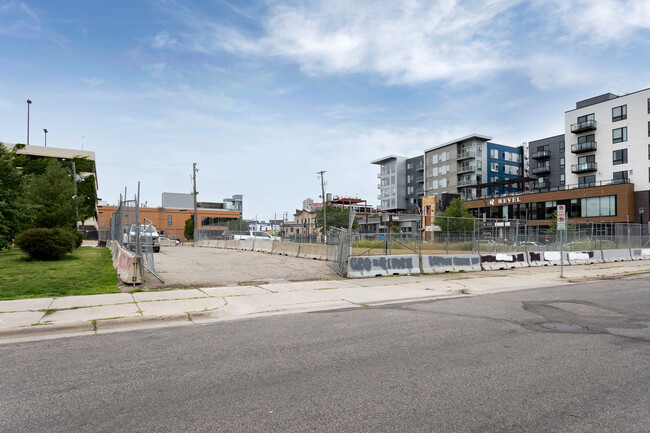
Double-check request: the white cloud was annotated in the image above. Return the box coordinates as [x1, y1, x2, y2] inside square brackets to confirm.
[82, 77, 106, 87]
[151, 31, 178, 49]
[541, 0, 650, 45]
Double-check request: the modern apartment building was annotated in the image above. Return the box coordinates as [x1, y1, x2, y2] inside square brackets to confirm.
[371, 155, 407, 211]
[405, 155, 424, 210]
[524, 134, 565, 190]
[564, 88, 650, 223]
[486, 142, 524, 195]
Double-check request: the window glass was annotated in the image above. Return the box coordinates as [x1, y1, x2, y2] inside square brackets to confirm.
[560, 157, 565, 168]
[559, 141, 565, 153]
[168, 215, 172, 226]
[612, 105, 627, 121]
[578, 134, 595, 144]
[577, 113, 594, 123]
[613, 149, 628, 165]
[560, 174, 565, 185]
[407, 163, 413, 170]
[613, 127, 627, 143]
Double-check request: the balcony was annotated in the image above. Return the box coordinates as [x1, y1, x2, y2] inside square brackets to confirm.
[533, 182, 550, 189]
[571, 162, 597, 174]
[377, 184, 382, 189]
[457, 149, 476, 160]
[416, 162, 424, 171]
[415, 174, 424, 183]
[571, 119, 597, 133]
[531, 165, 551, 175]
[457, 177, 477, 187]
[377, 173, 381, 178]
[415, 187, 424, 195]
[377, 194, 382, 200]
[531, 150, 550, 159]
[571, 141, 597, 153]
[457, 163, 476, 174]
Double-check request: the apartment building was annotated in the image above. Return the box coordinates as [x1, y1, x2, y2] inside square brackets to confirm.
[565, 88, 650, 223]
[486, 142, 524, 195]
[371, 155, 407, 211]
[524, 134, 565, 190]
[405, 155, 424, 210]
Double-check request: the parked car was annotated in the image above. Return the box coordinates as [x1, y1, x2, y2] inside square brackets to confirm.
[125, 224, 160, 252]
[159, 236, 180, 245]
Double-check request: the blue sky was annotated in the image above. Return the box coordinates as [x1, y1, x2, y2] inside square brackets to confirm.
[1, 0, 649, 221]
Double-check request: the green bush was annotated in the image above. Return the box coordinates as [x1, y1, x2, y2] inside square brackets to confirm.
[15, 228, 79, 261]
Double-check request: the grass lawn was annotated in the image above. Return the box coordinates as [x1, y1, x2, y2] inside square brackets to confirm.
[0, 247, 120, 300]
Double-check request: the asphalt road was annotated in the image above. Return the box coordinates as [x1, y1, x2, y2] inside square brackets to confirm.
[1, 276, 648, 432]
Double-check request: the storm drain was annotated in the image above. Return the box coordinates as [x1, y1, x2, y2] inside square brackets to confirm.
[540, 322, 587, 332]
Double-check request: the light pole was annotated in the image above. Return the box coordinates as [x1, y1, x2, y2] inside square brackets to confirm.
[26, 99, 31, 145]
[43, 129, 48, 147]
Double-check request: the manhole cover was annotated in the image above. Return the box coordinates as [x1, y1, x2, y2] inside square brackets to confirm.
[540, 322, 586, 332]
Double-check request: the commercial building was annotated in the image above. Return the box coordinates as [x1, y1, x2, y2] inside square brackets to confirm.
[97, 192, 242, 241]
[524, 134, 565, 190]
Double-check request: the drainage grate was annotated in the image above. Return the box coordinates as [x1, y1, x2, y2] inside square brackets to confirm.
[540, 322, 587, 332]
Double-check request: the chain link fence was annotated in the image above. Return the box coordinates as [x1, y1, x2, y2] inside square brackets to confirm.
[354, 214, 650, 256]
[104, 187, 164, 283]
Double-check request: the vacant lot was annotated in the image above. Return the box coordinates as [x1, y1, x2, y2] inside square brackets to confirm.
[147, 246, 341, 289]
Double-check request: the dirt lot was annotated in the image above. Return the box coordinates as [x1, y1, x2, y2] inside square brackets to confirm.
[143, 245, 341, 289]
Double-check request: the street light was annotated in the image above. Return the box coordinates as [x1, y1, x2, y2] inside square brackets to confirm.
[43, 129, 48, 147]
[26, 99, 32, 145]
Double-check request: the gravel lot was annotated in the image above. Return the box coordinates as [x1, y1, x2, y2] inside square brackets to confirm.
[143, 245, 341, 289]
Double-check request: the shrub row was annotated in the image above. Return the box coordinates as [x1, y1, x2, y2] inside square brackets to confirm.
[15, 228, 83, 261]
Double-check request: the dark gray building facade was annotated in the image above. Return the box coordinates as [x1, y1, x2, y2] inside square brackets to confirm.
[526, 134, 565, 191]
[405, 155, 424, 211]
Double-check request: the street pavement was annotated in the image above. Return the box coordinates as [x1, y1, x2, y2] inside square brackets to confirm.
[1, 260, 649, 344]
[1, 276, 648, 432]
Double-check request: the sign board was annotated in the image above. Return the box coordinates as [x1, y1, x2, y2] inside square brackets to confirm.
[557, 205, 566, 231]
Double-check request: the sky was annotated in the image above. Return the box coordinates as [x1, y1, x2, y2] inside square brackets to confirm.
[1, 0, 650, 221]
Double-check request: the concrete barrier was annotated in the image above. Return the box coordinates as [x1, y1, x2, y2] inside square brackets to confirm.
[421, 255, 481, 273]
[298, 243, 328, 260]
[225, 240, 240, 249]
[254, 240, 274, 253]
[348, 255, 420, 278]
[480, 252, 527, 270]
[272, 242, 301, 257]
[601, 248, 632, 262]
[216, 240, 227, 248]
[567, 250, 602, 265]
[108, 240, 142, 284]
[630, 248, 650, 260]
[238, 240, 255, 251]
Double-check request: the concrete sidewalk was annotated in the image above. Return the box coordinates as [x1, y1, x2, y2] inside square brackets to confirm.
[2, 260, 649, 344]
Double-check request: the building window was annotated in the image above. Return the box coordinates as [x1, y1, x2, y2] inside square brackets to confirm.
[490, 162, 498, 172]
[168, 216, 172, 226]
[613, 170, 628, 183]
[490, 149, 498, 159]
[560, 173, 565, 185]
[407, 162, 413, 170]
[407, 174, 413, 183]
[612, 105, 627, 121]
[578, 175, 595, 187]
[577, 113, 595, 123]
[648, 121, 650, 137]
[613, 149, 628, 165]
[648, 144, 650, 160]
[648, 98, 650, 114]
[559, 141, 565, 153]
[560, 157, 565, 169]
[613, 127, 627, 143]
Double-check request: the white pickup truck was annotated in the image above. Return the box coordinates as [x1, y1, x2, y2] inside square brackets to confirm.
[224, 230, 278, 241]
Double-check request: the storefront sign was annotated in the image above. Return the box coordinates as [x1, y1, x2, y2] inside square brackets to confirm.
[488, 196, 522, 206]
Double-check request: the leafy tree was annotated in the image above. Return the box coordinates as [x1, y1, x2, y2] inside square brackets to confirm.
[22, 160, 76, 228]
[0, 144, 30, 249]
[434, 198, 475, 233]
[228, 219, 250, 231]
[184, 214, 194, 240]
[390, 225, 400, 234]
[315, 205, 359, 231]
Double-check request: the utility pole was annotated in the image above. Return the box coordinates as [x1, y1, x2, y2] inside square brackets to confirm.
[318, 170, 327, 243]
[26, 99, 31, 145]
[72, 162, 80, 230]
[192, 162, 198, 242]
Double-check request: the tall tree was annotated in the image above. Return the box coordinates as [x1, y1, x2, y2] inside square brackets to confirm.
[315, 205, 358, 231]
[184, 214, 194, 240]
[22, 160, 76, 228]
[434, 198, 475, 233]
[0, 144, 30, 249]
[228, 219, 250, 231]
